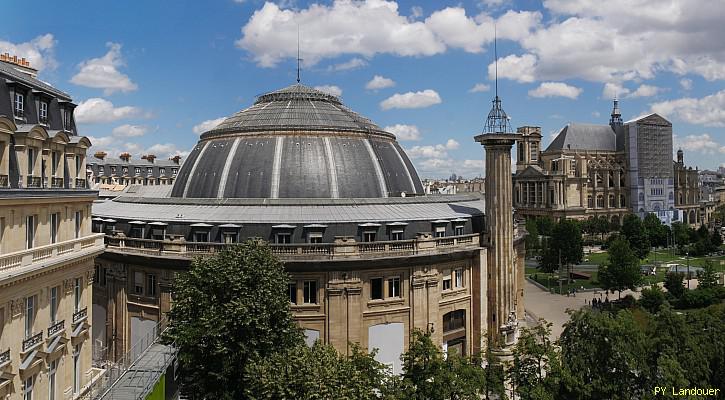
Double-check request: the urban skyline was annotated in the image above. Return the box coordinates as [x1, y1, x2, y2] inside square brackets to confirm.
[2, 0, 725, 178]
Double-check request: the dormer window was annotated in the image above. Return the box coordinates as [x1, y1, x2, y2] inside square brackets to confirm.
[63, 108, 73, 130]
[14, 92, 24, 117]
[135, 167, 141, 175]
[147, 167, 153, 175]
[39, 101, 48, 123]
[99, 166, 104, 175]
[110, 166, 116, 174]
[172, 168, 178, 175]
[159, 168, 165, 175]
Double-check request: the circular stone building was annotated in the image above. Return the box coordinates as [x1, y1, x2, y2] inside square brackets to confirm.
[91, 84, 526, 373]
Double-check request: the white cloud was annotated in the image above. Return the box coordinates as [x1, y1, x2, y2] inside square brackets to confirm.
[628, 84, 664, 98]
[88, 137, 190, 160]
[75, 98, 145, 124]
[469, 83, 490, 93]
[111, 124, 147, 138]
[651, 90, 725, 127]
[528, 82, 582, 99]
[673, 133, 725, 154]
[488, 54, 537, 83]
[236, 1, 540, 67]
[192, 117, 227, 135]
[328, 57, 367, 72]
[0, 33, 57, 71]
[384, 124, 421, 141]
[592, 111, 601, 118]
[366, 75, 395, 90]
[415, 158, 485, 178]
[680, 78, 693, 90]
[406, 138, 460, 159]
[445, 139, 460, 150]
[602, 82, 630, 99]
[380, 89, 441, 110]
[71, 43, 137, 95]
[410, 6, 423, 19]
[314, 85, 343, 97]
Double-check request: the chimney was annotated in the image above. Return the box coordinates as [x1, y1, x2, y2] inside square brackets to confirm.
[94, 151, 107, 160]
[143, 154, 156, 163]
[170, 155, 181, 165]
[0, 53, 39, 78]
[119, 152, 131, 162]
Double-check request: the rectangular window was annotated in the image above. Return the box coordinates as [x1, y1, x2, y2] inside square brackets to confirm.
[530, 142, 538, 161]
[14, 92, 24, 117]
[75, 211, 82, 238]
[49, 359, 57, 400]
[454, 269, 464, 288]
[23, 375, 33, 400]
[74, 278, 81, 312]
[50, 286, 58, 322]
[222, 232, 237, 244]
[135, 167, 141, 174]
[442, 270, 452, 291]
[39, 101, 48, 123]
[147, 167, 153, 174]
[307, 232, 323, 244]
[370, 278, 383, 300]
[172, 168, 178, 175]
[159, 168, 165, 175]
[98, 166, 104, 175]
[454, 225, 464, 236]
[288, 282, 297, 304]
[73, 345, 80, 394]
[75, 155, 81, 177]
[27, 147, 35, 176]
[26, 215, 35, 249]
[387, 277, 400, 298]
[134, 271, 144, 295]
[363, 231, 376, 242]
[193, 231, 209, 242]
[434, 226, 446, 238]
[275, 233, 291, 244]
[50, 212, 59, 244]
[146, 274, 157, 297]
[303, 280, 317, 304]
[390, 230, 404, 241]
[51, 151, 58, 176]
[25, 295, 36, 337]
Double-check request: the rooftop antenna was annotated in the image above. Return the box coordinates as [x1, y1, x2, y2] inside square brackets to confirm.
[296, 25, 302, 83]
[494, 24, 498, 99]
[482, 23, 512, 134]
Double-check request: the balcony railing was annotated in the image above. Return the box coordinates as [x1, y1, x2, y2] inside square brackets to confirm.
[0, 349, 9, 366]
[0, 174, 8, 187]
[48, 320, 65, 337]
[0, 233, 104, 278]
[22, 332, 43, 352]
[104, 233, 481, 261]
[73, 307, 88, 325]
[26, 175, 41, 188]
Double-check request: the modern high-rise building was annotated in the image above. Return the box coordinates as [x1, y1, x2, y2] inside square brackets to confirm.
[0, 54, 103, 399]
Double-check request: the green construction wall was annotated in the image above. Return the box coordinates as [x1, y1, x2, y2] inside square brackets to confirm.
[145, 373, 166, 400]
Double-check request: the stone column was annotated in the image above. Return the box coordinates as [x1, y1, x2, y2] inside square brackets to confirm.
[475, 133, 519, 347]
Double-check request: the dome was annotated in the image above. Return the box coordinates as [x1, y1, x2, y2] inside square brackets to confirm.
[171, 84, 424, 199]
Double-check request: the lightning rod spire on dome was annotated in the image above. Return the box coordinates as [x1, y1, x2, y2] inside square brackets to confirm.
[296, 25, 303, 84]
[483, 24, 512, 134]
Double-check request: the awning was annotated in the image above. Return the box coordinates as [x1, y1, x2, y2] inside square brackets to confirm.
[128, 220, 146, 225]
[358, 222, 382, 227]
[303, 224, 328, 228]
[148, 221, 168, 226]
[189, 223, 213, 228]
[386, 221, 408, 226]
[272, 224, 297, 229]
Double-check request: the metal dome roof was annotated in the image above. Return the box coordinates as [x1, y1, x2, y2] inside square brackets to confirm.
[202, 84, 390, 138]
[170, 84, 424, 199]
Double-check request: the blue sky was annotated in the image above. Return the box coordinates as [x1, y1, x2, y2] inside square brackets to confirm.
[3, 0, 725, 178]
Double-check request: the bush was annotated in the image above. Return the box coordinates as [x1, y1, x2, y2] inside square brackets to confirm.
[676, 288, 719, 309]
[639, 286, 666, 313]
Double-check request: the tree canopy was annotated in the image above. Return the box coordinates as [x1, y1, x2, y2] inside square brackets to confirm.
[620, 214, 650, 259]
[598, 236, 643, 298]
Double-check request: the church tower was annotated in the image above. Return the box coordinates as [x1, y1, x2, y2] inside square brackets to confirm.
[515, 126, 542, 172]
[609, 97, 623, 128]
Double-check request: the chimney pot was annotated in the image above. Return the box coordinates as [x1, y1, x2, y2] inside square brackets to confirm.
[94, 151, 107, 160]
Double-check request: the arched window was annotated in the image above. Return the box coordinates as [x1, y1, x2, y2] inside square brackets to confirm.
[639, 192, 644, 202]
[596, 195, 604, 208]
[587, 195, 593, 208]
[619, 170, 626, 187]
[608, 171, 614, 187]
[619, 194, 626, 207]
[609, 194, 615, 208]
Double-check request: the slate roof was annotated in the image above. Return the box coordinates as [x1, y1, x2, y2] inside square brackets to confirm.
[0, 61, 71, 100]
[545, 123, 617, 152]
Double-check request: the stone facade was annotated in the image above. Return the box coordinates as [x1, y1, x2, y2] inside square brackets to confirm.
[674, 150, 701, 226]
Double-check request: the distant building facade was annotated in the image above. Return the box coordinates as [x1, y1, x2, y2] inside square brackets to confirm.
[673, 149, 701, 225]
[513, 100, 694, 225]
[87, 152, 181, 187]
[422, 178, 484, 195]
[0, 54, 103, 399]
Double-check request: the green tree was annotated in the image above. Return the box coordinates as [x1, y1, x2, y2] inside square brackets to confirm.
[711, 228, 723, 249]
[670, 222, 691, 252]
[593, 215, 611, 241]
[696, 260, 719, 290]
[620, 214, 650, 259]
[643, 213, 668, 248]
[639, 285, 665, 313]
[552, 219, 584, 281]
[598, 237, 643, 299]
[664, 272, 685, 298]
[509, 321, 561, 400]
[558, 310, 649, 400]
[245, 343, 391, 400]
[536, 216, 556, 237]
[525, 219, 540, 256]
[165, 241, 303, 400]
